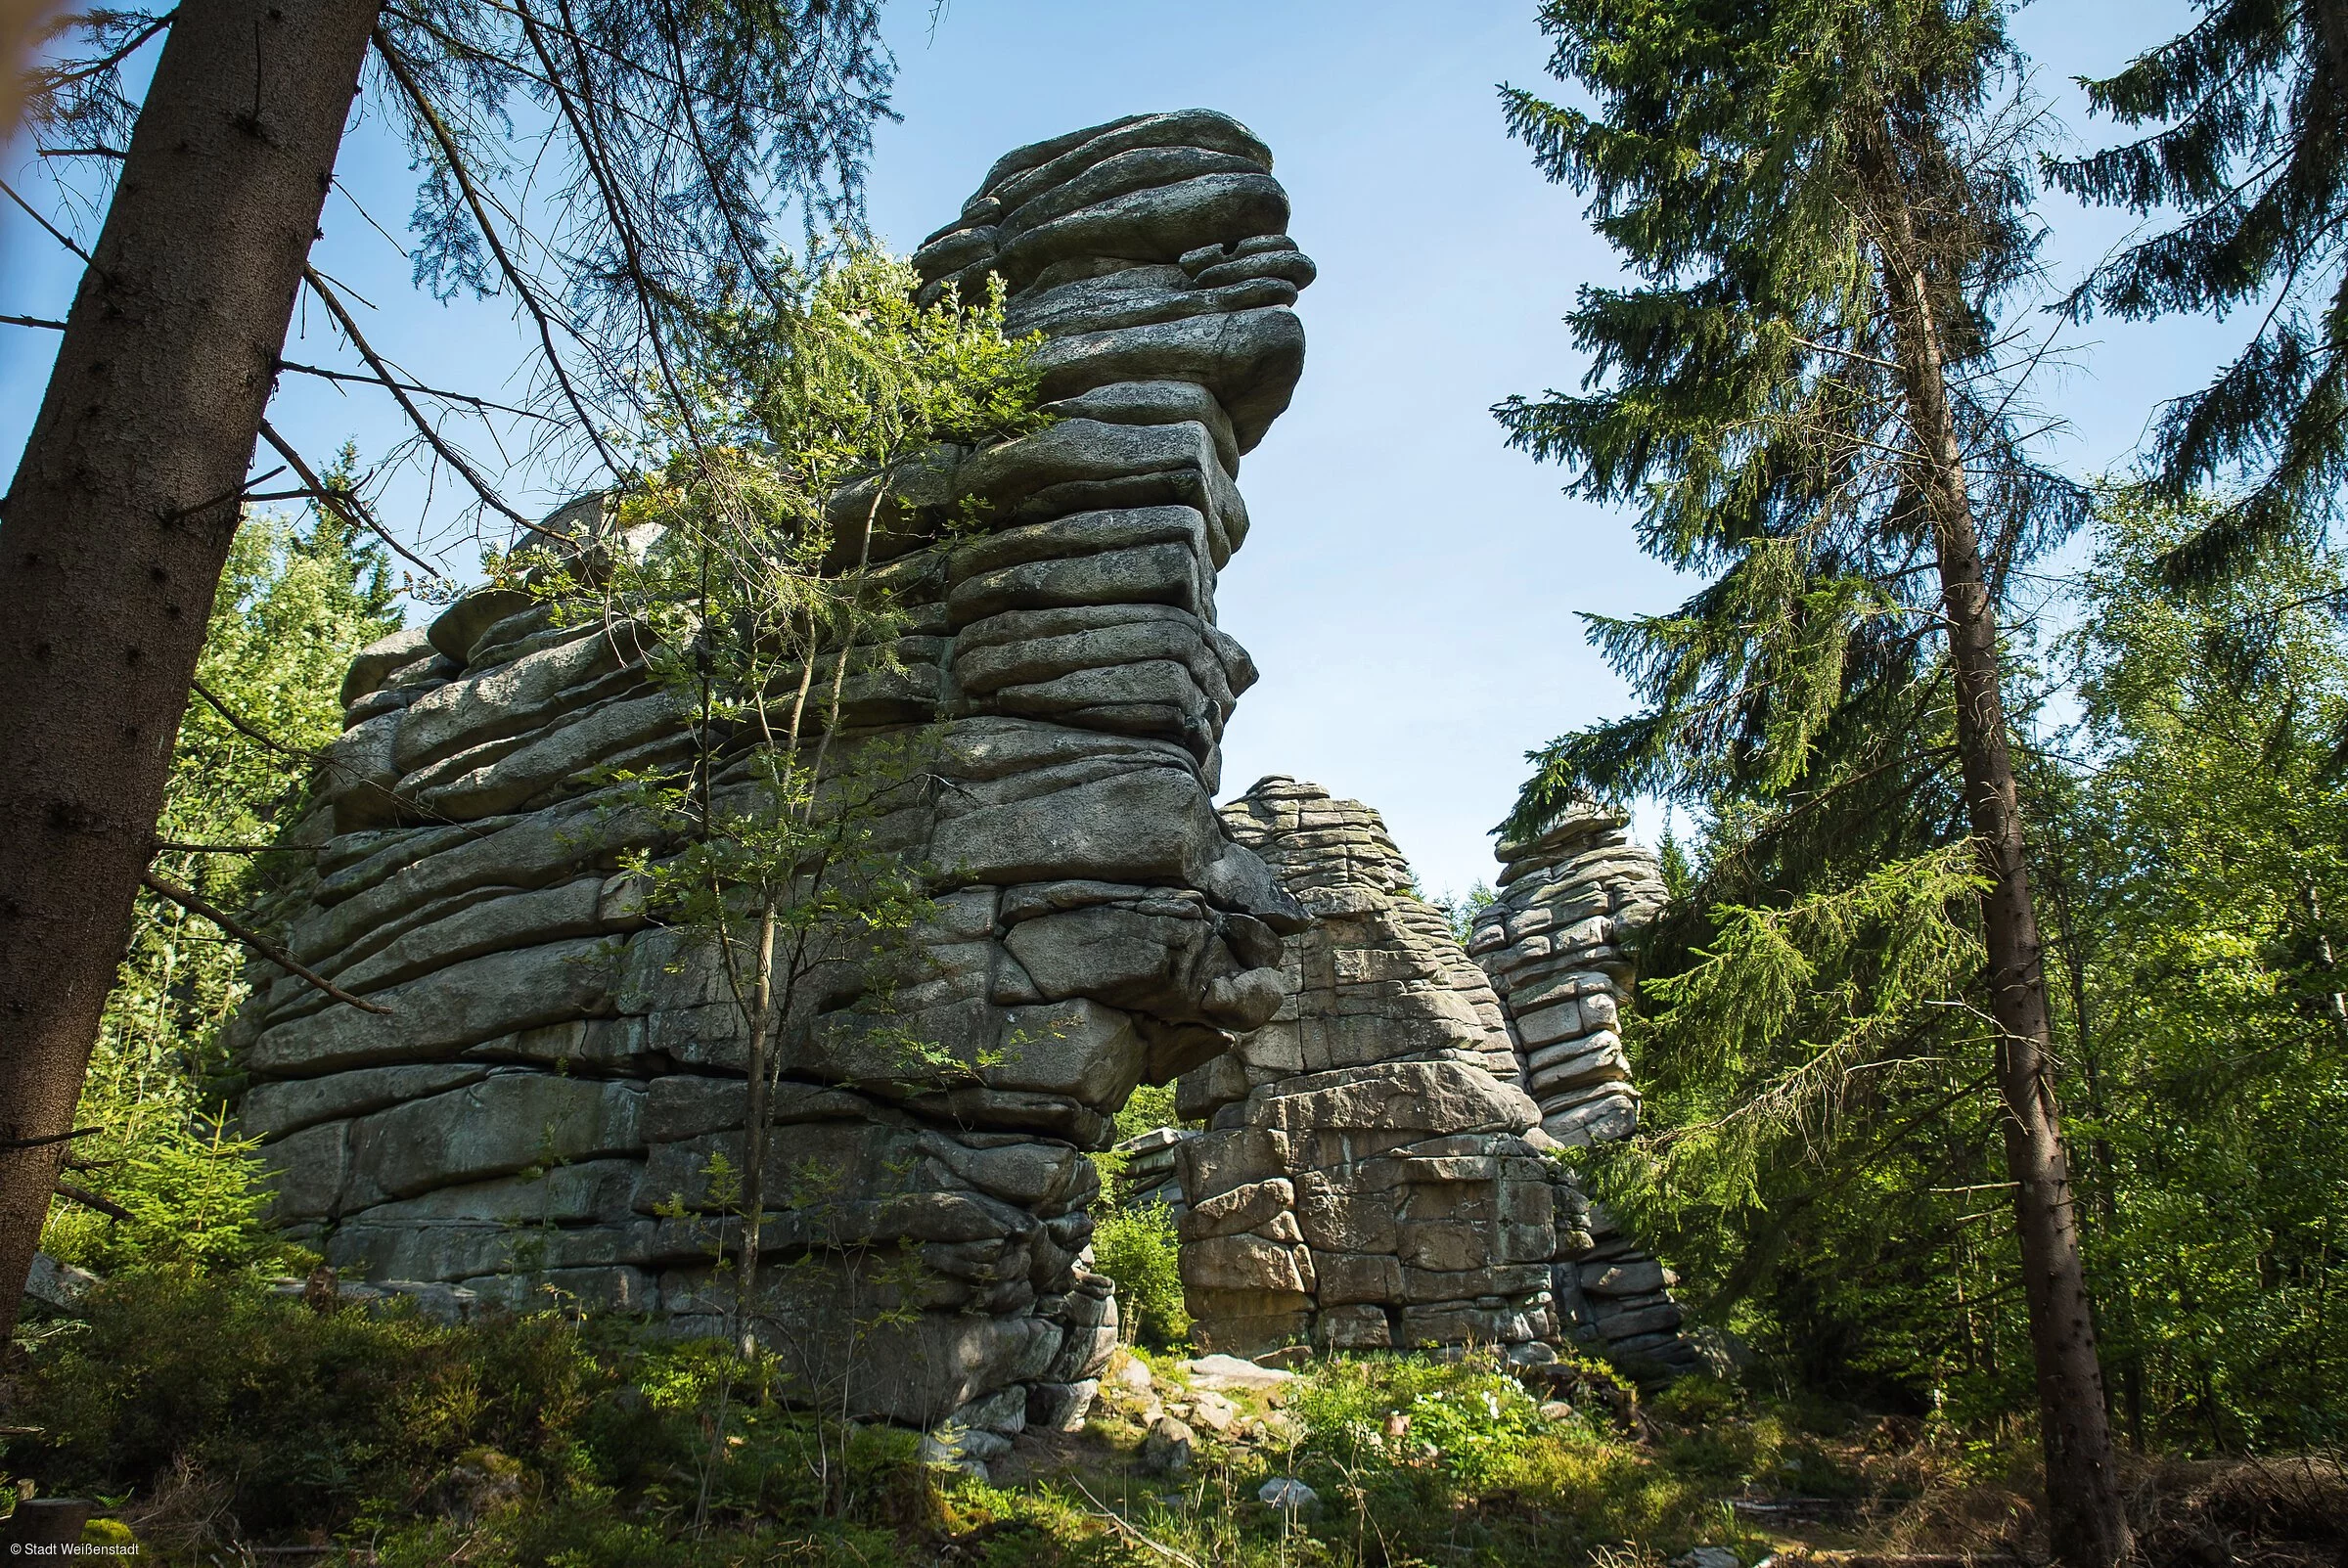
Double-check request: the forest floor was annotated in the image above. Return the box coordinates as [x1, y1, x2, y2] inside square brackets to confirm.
[2, 1272, 2340, 1567]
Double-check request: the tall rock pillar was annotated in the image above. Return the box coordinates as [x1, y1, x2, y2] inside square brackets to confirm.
[233, 111, 1319, 1449]
[1470, 808, 1703, 1378]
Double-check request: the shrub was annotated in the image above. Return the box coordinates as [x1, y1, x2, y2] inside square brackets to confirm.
[6, 1271, 931, 1560]
[43, 1115, 299, 1277]
[1089, 1200, 1190, 1350]
[1285, 1352, 1766, 1559]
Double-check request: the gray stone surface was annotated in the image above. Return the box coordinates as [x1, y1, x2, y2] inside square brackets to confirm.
[1149, 781, 1583, 1357]
[1469, 807, 1702, 1380]
[1107, 781, 1703, 1381]
[238, 109, 1315, 1430]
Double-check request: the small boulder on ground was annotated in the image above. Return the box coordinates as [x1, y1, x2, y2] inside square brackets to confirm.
[1182, 1352, 1295, 1393]
[1259, 1476, 1317, 1512]
[1140, 1414, 1195, 1475]
[1109, 1351, 1154, 1396]
[1673, 1549, 1738, 1568]
[1183, 1389, 1238, 1433]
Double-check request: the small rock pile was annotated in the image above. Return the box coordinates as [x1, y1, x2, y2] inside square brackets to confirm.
[1093, 1350, 1304, 1481]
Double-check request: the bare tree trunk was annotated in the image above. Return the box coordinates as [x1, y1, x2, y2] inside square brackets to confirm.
[0, 0, 383, 1339]
[734, 907, 778, 1355]
[1868, 154, 2135, 1567]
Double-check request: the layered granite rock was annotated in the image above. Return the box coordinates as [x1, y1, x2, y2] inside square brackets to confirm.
[1112, 784, 1703, 1379]
[1181, 779, 1521, 1114]
[1162, 780, 1591, 1356]
[1467, 809, 1665, 1148]
[1118, 1126, 1193, 1216]
[1470, 808, 1700, 1377]
[234, 110, 1316, 1435]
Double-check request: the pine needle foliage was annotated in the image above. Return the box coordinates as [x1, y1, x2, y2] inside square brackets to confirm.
[2050, 1, 2348, 588]
[1614, 845, 1988, 1214]
[1492, 0, 2080, 1151]
[1496, 0, 2081, 852]
[2033, 492, 2348, 1448]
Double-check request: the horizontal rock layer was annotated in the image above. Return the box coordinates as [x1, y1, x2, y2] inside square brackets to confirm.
[1116, 783, 1704, 1381]
[1157, 780, 1585, 1357]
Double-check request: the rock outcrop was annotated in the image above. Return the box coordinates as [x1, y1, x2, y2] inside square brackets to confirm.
[1163, 780, 1590, 1357]
[1468, 807, 1666, 1147]
[1470, 808, 1701, 1378]
[236, 110, 1316, 1438]
[1114, 784, 1705, 1380]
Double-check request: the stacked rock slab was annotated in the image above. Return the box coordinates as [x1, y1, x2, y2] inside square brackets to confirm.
[1468, 808, 1702, 1377]
[1165, 779, 1591, 1356]
[1118, 1127, 1194, 1216]
[1468, 808, 1666, 1146]
[234, 111, 1317, 1437]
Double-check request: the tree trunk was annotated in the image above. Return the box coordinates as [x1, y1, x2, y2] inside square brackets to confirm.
[0, 0, 383, 1339]
[734, 907, 778, 1355]
[1867, 156, 2136, 1566]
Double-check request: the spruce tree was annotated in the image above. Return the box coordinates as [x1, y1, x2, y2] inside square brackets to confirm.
[1497, 2, 2131, 1559]
[2052, 0, 2348, 586]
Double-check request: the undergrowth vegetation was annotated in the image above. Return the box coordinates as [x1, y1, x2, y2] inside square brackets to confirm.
[8, 1260, 2342, 1565]
[0, 1269, 1818, 1564]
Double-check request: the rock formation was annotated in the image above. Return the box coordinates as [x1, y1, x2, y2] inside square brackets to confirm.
[1470, 808, 1701, 1378]
[1164, 780, 1591, 1357]
[235, 110, 1317, 1440]
[1118, 1126, 1192, 1216]
[1468, 808, 1667, 1146]
[1117, 783, 1704, 1380]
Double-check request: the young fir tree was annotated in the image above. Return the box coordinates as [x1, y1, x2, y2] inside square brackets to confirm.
[2051, 1, 2348, 586]
[1496, 2, 2130, 1559]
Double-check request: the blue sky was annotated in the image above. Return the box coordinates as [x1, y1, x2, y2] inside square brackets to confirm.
[2, 0, 2231, 898]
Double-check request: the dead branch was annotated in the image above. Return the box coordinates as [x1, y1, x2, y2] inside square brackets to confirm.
[1065, 1480, 1203, 1568]
[523, 0, 704, 449]
[276, 355, 555, 423]
[300, 264, 563, 542]
[0, 1128, 100, 1152]
[254, 416, 447, 579]
[139, 870, 391, 1015]
[370, 25, 624, 476]
[188, 677, 327, 761]
[0, 174, 95, 262]
[54, 1182, 131, 1222]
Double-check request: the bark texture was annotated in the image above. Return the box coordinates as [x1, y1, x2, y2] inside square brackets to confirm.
[0, 0, 383, 1337]
[1865, 131, 2137, 1568]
